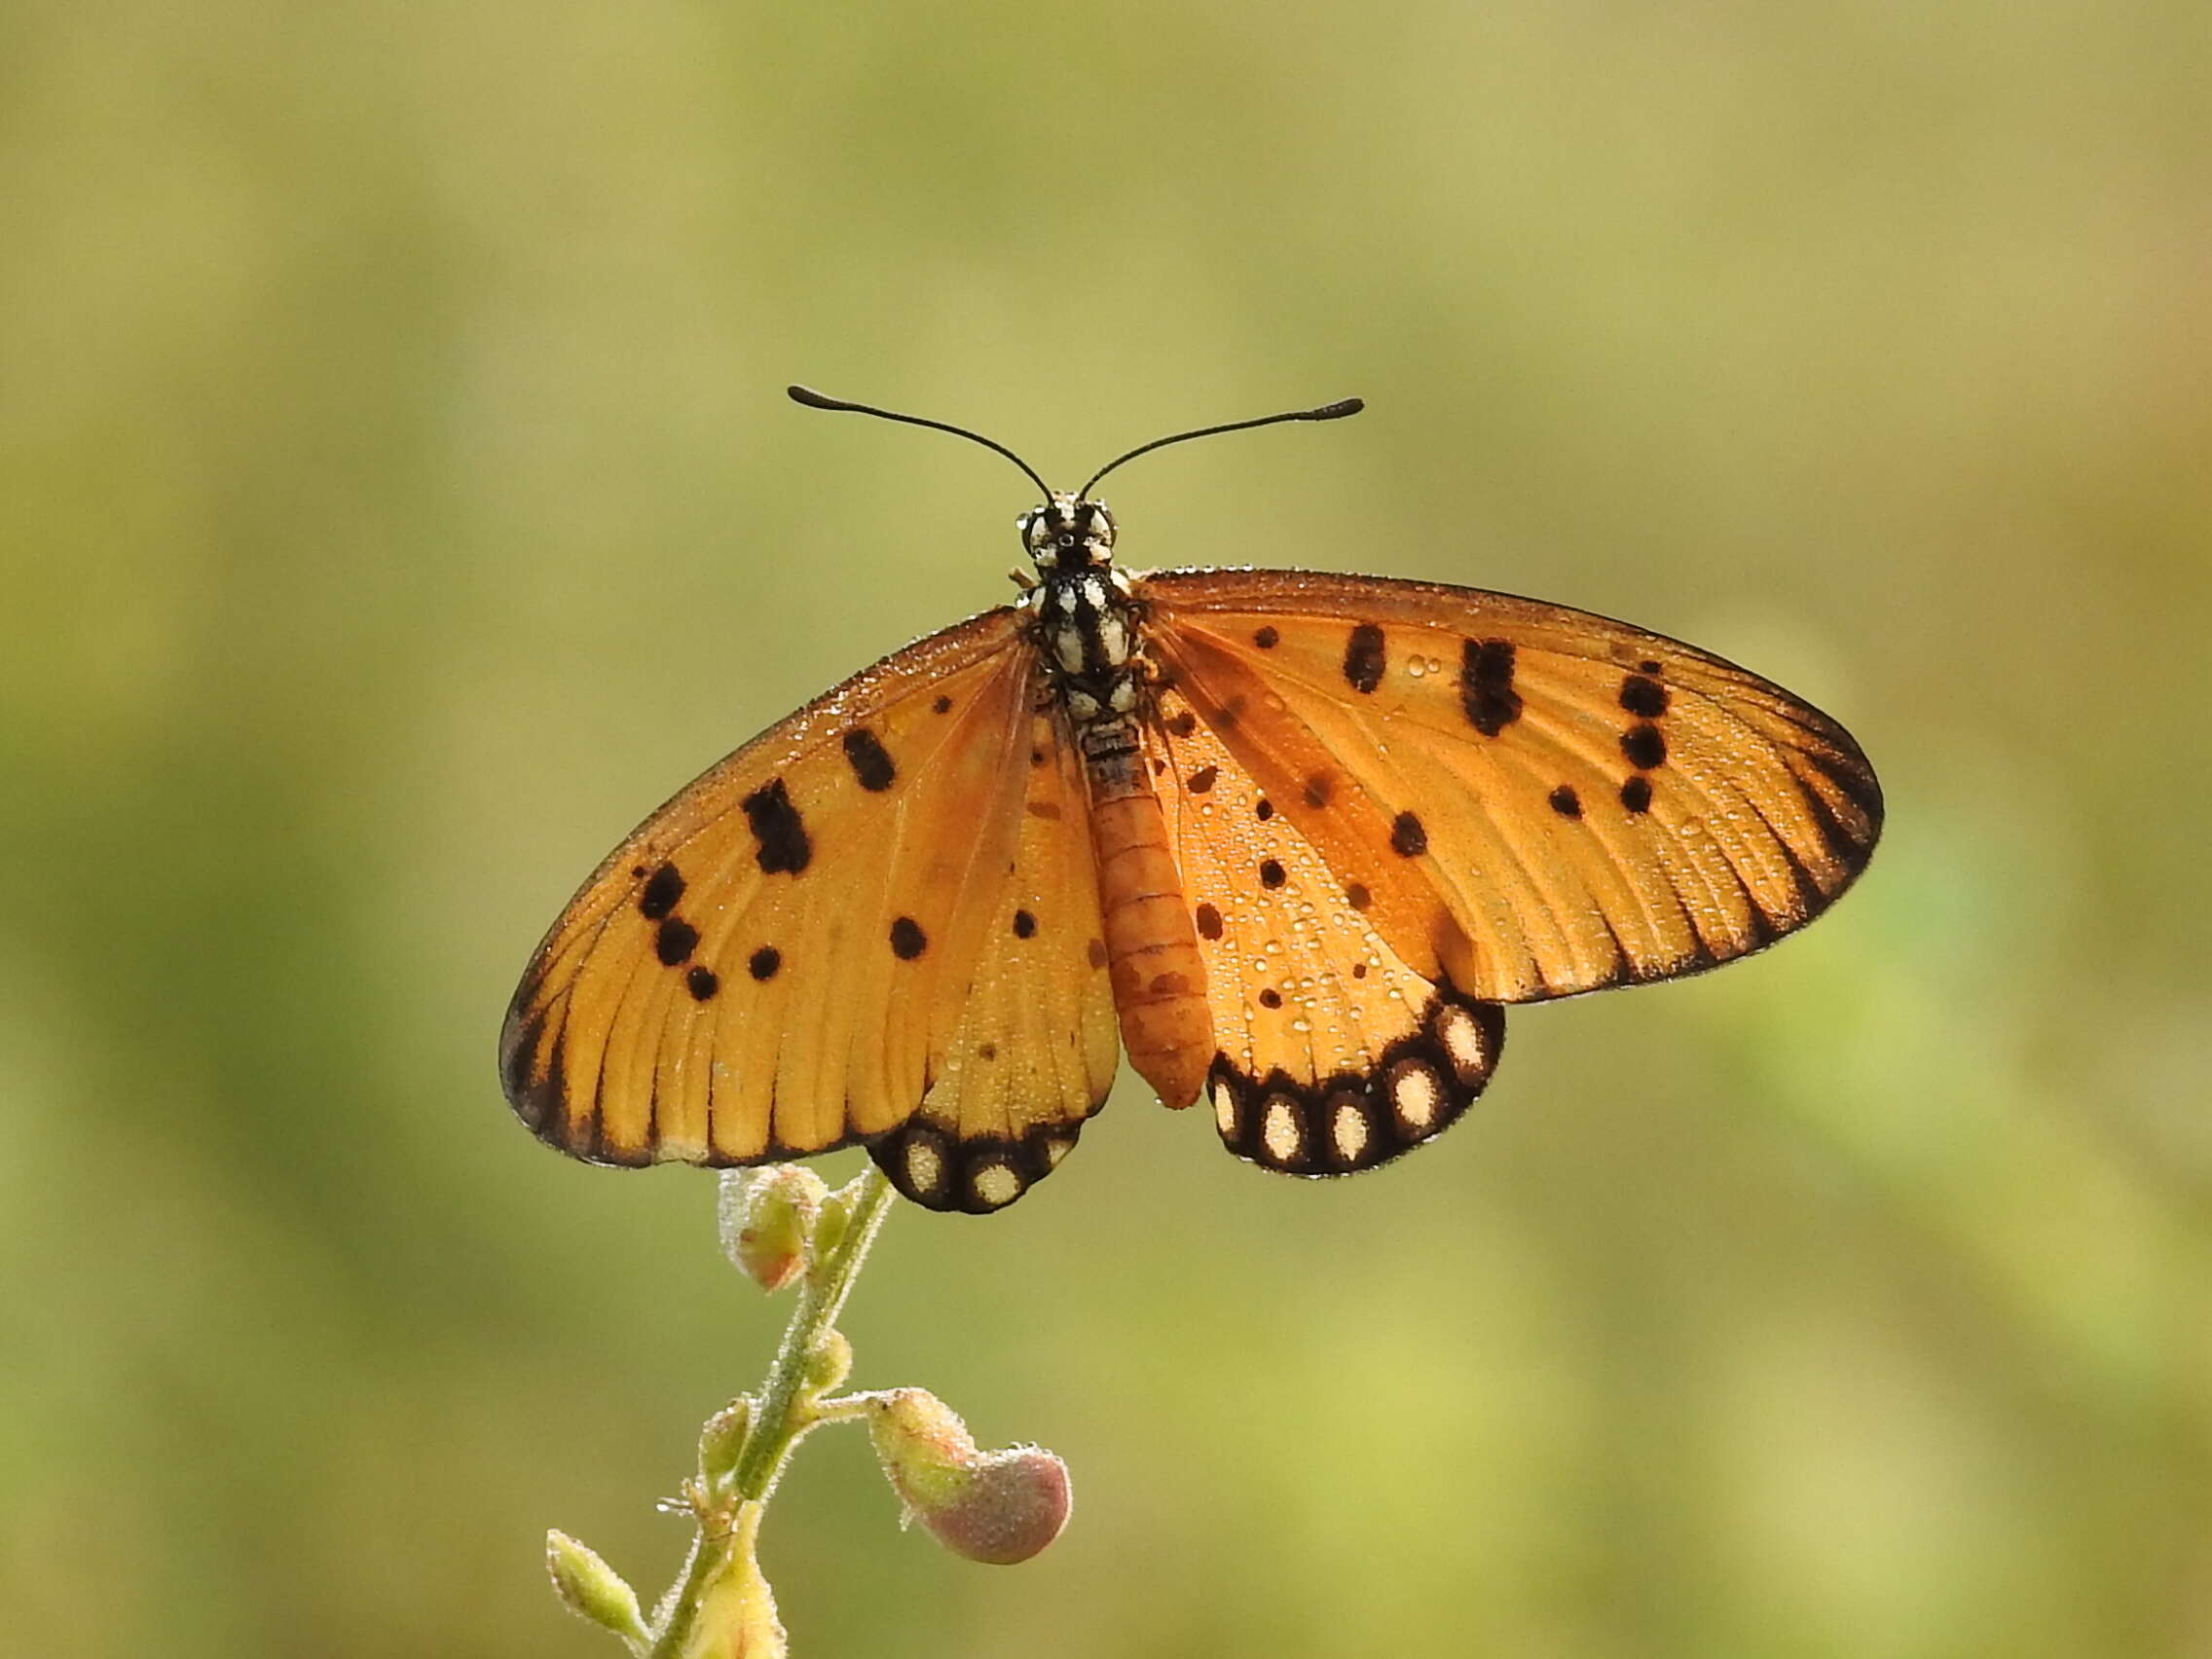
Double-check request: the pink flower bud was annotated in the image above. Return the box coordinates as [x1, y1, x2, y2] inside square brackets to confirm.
[866, 1388, 1071, 1566]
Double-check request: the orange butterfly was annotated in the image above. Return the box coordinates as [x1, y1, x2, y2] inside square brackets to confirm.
[500, 388, 1882, 1213]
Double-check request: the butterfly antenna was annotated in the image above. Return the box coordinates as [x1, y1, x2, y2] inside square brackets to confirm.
[788, 385, 1054, 501]
[1079, 397, 1364, 498]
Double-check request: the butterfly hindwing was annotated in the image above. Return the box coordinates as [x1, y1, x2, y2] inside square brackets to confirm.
[867, 705, 1122, 1212]
[1140, 568, 1882, 1007]
[499, 608, 1117, 1209]
[1149, 691, 1506, 1176]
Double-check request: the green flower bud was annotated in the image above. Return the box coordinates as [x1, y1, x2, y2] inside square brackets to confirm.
[800, 1329, 853, 1398]
[808, 1190, 851, 1276]
[866, 1389, 1072, 1565]
[545, 1530, 647, 1645]
[718, 1168, 826, 1293]
[698, 1397, 755, 1483]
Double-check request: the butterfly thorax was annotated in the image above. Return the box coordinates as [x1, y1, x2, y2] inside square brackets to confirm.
[1019, 493, 1149, 783]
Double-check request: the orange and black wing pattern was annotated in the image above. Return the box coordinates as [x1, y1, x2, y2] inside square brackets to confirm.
[498, 608, 1120, 1212]
[1141, 568, 1881, 1004]
[1134, 566, 1878, 1176]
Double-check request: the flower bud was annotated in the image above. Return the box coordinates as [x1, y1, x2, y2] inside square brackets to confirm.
[545, 1530, 647, 1645]
[718, 1167, 826, 1292]
[866, 1388, 1071, 1565]
[682, 1504, 787, 1659]
[808, 1191, 851, 1277]
[698, 1397, 755, 1483]
[800, 1329, 853, 1398]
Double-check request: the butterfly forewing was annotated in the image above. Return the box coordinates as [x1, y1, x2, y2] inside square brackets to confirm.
[501, 607, 1115, 1202]
[1139, 568, 1882, 1005]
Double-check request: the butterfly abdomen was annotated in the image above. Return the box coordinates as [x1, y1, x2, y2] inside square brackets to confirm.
[1085, 756, 1213, 1110]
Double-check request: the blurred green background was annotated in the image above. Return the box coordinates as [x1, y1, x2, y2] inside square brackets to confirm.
[6, 2, 2209, 1654]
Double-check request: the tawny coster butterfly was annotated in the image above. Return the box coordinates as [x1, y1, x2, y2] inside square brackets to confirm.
[500, 388, 1882, 1214]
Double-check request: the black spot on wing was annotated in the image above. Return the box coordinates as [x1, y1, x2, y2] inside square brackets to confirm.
[1620, 775, 1653, 813]
[841, 727, 897, 792]
[638, 863, 685, 920]
[1390, 811, 1427, 857]
[1195, 902, 1224, 940]
[1621, 723, 1667, 769]
[1255, 797, 1274, 822]
[741, 779, 812, 874]
[685, 966, 719, 1001]
[1187, 764, 1218, 793]
[656, 917, 699, 965]
[1549, 785, 1582, 819]
[1252, 625, 1279, 648]
[1258, 988, 1282, 1009]
[1459, 638, 1523, 736]
[748, 945, 782, 980]
[1344, 623, 1386, 693]
[1013, 908, 1037, 939]
[1619, 674, 1669, 718]
[890, 916, 928, 959]
[1259, 858, 1287, 889]
[1346, 881, 1372, 911]
[1166, 710, 1198, 738]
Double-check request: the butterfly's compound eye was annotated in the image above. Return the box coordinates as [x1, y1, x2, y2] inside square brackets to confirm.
[1019, 508, 1058, 565]
[1083, 500, 1116, 548]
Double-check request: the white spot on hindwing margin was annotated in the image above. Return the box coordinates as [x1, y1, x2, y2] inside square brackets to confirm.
[904, 1136, 945, 1196]
[1212, 1078, 1237, 1137]
[971, 1161, 1022, 1208]
[1261, 1096, 1303, 1163]
[1330, 1097, 1369, 1162]
[1435, 1003, 1489, 1083]
[1388, 1060, 1444, 1135]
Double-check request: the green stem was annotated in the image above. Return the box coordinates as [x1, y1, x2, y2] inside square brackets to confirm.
[647, 1166, 897, 1658]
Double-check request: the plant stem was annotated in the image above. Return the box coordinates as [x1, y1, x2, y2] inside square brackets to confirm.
[646, 1166, 897, 1658]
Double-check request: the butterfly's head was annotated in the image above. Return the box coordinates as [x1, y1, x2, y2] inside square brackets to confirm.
[1019, 493, 1117, 572]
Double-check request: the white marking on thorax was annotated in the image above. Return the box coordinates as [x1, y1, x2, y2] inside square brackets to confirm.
[1051, 623, 1088, 675]
[1094, 609, 1130, 665]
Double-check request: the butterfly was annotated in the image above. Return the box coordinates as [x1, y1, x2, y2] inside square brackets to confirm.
[500, 387, 1882, 1214]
